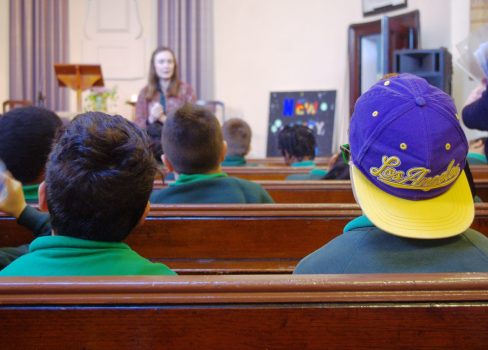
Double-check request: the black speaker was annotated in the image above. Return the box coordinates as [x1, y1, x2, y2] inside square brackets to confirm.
[394, 48, 452, 95]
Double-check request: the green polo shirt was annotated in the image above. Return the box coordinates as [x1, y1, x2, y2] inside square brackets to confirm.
[0, 235, 176, 276]
[343, 215, 373, 232]
[151, 173, 274, 204]
[171, 172, 228, 186]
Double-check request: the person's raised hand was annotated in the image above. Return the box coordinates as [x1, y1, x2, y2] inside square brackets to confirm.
[148, 103, 165, 124]
[0, 172, 27, 219]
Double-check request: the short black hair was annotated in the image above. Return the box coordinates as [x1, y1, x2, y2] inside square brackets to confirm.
[45, 112, 157, 242]
[278, 124, 316, 161]
[0, 106, 62, 183]
[162, 104, 223, 174]
[222, 118, 252, 157]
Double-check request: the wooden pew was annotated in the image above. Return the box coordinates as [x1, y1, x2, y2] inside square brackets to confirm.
[471, 164, 488, 179]
[152, 179, 356, 203]
[153, 179, 488, 204]
[224, 164, 488, 181]
[1, 273, 488, 349]
[222, 165, 329, 180]
[246, 156, 330, 166]
[3, 203, 488, 274]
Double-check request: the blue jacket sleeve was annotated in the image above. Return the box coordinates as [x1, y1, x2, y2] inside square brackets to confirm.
[462, 88, 488, 131]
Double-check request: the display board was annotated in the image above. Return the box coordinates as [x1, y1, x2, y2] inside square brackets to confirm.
[266, 90, 336, 157]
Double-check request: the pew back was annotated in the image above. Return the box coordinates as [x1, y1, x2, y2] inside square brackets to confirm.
[1, 273, 488, 349]
[3, 204, 488, 274]
[154, 179, 488, 203]
[223, 164, 488, 182]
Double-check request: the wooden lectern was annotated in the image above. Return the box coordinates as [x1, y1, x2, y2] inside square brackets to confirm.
[54, 64, 104, 112]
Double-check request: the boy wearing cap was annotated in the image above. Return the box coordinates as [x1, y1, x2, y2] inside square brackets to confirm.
[294, 73, 488, 274]
[150, 104, 274, 204]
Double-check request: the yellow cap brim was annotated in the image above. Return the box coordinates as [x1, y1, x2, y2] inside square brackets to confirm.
[351, 165, 474, 239]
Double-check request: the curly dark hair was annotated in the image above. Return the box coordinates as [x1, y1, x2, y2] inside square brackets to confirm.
[278, 124, 316, 162]
[45, 112, 157, 241]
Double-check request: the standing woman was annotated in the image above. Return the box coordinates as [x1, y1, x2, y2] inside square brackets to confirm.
[135, 47, 196, 159]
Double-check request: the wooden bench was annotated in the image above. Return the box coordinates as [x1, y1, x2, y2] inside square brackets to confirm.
[153, 179, 488, 203]
[222, 165, 329, 180]
[2, 203, 488, 274]
[471, 164, 488, 179]
[223, 164, 488, 181]
[1, 273, 488, 349]
[246, 156, 330, 166]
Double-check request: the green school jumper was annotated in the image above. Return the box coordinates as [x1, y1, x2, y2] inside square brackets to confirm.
[0, 235, 176, 276]
[294, 215, 488, 274]
[150, 173, 274, 204]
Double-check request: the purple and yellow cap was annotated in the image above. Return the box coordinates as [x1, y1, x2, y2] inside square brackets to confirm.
[349, 73, 474, 239]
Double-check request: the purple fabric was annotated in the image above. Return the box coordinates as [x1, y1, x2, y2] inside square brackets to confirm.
[157, 0, 212, 99]
[349, 73, 468, 200]
[9, 0, 69, 111]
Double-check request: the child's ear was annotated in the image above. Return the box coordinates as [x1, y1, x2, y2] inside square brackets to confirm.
[135, 201, 150, 228]
[38, 181, 48, 212]
[162, 154, 174, 172]
[221, 141, 228, 162]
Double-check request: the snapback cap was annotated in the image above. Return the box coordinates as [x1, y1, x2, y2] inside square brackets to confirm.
[349, 73, 474, 239]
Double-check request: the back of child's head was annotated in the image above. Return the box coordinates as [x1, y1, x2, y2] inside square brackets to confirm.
[45, 112, 157, 242]
[278, 124, 316, 161]
[162, 103, 223, 174]
[0, 106, 62, 184]
[222, 118, 252, 157]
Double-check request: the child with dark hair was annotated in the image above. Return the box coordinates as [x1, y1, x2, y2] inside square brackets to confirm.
[0, 106, 62, 268]
[221, 118, 252, 166]
[278, 124, 327, 180]
[0, 106, 63, 202]
[150, 104, 274, 203]
[0, 112, 175, 276]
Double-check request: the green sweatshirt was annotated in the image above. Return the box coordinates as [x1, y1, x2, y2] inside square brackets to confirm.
[151, 173, 274, 204]
[0, 235, 176, 276]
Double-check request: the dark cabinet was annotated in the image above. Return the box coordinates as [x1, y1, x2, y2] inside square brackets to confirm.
[394, 48, 452, 95]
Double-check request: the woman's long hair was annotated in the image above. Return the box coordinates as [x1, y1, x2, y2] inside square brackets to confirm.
[145, 47, 181, 100]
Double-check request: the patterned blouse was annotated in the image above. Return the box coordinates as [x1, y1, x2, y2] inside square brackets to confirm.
[134, 81, 196, 129]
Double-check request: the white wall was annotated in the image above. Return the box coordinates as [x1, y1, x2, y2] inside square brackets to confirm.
[0, 0, 9, 105]
[3, 0, 474, 155]
[68, 0, 157, 120]
[213, 0, 463, 157]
